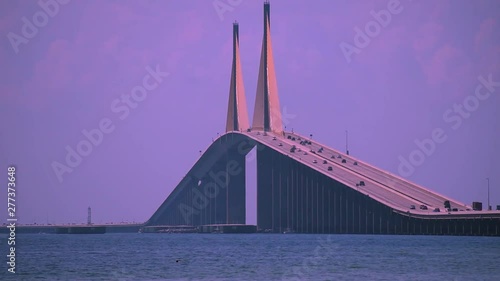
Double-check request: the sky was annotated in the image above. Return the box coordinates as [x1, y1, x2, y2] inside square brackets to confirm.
[0, 0, 499, 225]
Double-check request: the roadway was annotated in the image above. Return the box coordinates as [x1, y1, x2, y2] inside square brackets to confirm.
[287, 132, 469, 210]
[238, 130, 500, 217]
[248, 131, 425, 213]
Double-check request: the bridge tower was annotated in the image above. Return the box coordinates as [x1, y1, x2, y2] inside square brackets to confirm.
[252, 1, 284, 135]
[226, 21, 250, 132]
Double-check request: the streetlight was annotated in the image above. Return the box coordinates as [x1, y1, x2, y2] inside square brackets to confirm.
[345, 130, 349, 155]
[199, 150, 202, 156]
[487, 178, 490, 210]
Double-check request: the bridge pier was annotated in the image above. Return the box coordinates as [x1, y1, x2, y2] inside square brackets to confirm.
[256, 144, 272, 231]
[224, 146, 246, 225]
[190, 145, 247, 226]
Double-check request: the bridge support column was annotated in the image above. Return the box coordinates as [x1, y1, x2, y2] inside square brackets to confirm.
[224, 146, 246, 225]
[256, 144, 292, 232]
[256, 144, 274, 231]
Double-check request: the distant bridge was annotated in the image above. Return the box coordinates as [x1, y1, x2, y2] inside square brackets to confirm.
[146, 2, 500, 236]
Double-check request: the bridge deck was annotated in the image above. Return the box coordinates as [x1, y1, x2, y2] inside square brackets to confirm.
[245, 130, 499, 219]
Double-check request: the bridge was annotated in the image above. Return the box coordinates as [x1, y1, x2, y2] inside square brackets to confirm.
[146, 2, 500, 236]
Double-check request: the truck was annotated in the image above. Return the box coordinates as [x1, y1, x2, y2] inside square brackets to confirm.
[472, 201, 483, 211]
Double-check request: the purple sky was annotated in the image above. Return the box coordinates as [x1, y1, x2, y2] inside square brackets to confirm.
[1, 0, 499, 225]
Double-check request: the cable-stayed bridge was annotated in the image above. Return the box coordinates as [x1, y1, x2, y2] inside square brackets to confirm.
[146, 2, 500, 236]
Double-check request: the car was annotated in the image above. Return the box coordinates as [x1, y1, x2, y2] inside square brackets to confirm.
[313, 160, 317, 164]
[287, 135, 292, 139]
[444, 200, 451, 209]
[359, 181, 365, 186]
[433, 208, 440, 212]
[341, 159, 347, 163]
[308, 141, 312, 145]
[290, 148, 295, 152]
[331, 155, 335, 159]
[452, 208, 458, 212]
[420, 205, 428, 210]
[303, 152, 308, 155]
[353, 161, 358, 166]
[323, 160, 327, 164]
[310, 150, 316, 154]
[410, 205, 416, 210]
[292, 137, 296, 141]
[337, 155, 342, 158]
[297, 148, 302, 152]
[272, 137, 277, 140]
[246, 128, 251, 132]
[278, 143, 283, 146]
[327, 166, 333, 171]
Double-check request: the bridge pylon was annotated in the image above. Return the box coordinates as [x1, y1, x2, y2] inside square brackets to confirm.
[226, 21, 250, 133]
[252, 1, 284, 135]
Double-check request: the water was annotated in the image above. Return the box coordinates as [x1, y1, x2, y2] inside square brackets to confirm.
[1, 233, 499, 280]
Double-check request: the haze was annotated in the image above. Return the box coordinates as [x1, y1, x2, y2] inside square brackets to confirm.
[0, 0, 499, 224]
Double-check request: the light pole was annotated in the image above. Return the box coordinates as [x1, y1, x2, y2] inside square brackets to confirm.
[487, 178, 490, 210]
[345, 130, 349, 155]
